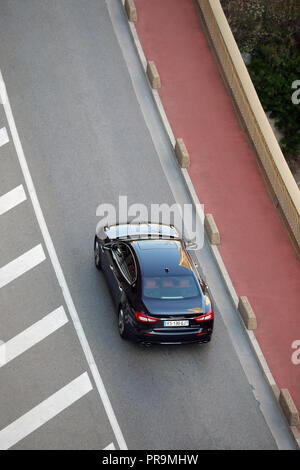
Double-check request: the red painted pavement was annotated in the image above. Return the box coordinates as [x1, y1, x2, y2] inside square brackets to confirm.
[135, 0, 300, 421]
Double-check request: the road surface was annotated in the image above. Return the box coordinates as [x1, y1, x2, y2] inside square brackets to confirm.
[0, 0, 294, 450]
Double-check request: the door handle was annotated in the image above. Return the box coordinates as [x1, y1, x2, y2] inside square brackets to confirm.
[109, 265, 114, 270]
[118, 285, 123, 292]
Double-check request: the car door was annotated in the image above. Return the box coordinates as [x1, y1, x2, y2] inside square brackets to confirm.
[118, 243, 138, 306]
[111, 241, 139, 306]
[102, 241, 138, 307]
[115, 243, 139, 327]
[101, 243, 123, 305]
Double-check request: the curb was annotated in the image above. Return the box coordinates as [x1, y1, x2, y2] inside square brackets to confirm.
[146, 61, 161, 89]
[124, 0, 137, 22]
[279, 389, 300, 427]
[204, 214, 220, 245]
[120, 0, 300, 449]
[175, 138, 190, 168]
[238, 296, 257, 330]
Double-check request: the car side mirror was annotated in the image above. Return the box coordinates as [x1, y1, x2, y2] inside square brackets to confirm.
[200, 278, 208, 294]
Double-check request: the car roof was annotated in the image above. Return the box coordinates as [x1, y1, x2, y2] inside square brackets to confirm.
[130, 239, 195, 277]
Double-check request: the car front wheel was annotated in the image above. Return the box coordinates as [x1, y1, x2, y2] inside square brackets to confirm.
[94, 237, 102, 270]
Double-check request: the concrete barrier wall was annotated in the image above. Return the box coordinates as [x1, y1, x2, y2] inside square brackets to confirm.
[197, 0, 300, 256]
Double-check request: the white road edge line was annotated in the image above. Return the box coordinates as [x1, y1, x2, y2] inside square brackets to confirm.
[0, 127, 9, 147]
[0, 184, 27, 215]
[0, 372, 93, 450]
[0, 306, 68, 367]
[0, 69, 127, 450]
[0, 244, 46, 290]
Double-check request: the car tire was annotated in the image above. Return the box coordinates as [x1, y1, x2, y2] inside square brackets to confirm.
[94, 237, 102, 270]
[118, 307, 130, 340]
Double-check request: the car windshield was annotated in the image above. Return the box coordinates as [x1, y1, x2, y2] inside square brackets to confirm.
[143, 275, 200, 300]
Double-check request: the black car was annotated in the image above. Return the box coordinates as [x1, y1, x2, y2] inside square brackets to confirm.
[94, 223, 214, 345]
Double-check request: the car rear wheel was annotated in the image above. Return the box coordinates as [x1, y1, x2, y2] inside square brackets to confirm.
[118, 307, 129, 340]
[94, 237, 101, 270]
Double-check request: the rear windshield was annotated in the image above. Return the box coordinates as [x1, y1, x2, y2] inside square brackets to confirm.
[143, 275, 200, 300]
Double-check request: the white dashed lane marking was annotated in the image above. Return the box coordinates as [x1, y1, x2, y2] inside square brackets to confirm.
[0, 244, 46, 289]
[0, 185, 26, 215]
[0, 69, 127, 450]
[103, 442, 116, 450]
[0, 126, 9, 147]
[0, 372, 93, 450]
[0, 306, 68, 367]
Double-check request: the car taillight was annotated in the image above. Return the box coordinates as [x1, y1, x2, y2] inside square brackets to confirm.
[194, 308, 213, 321]
[135, 311, 160, 323]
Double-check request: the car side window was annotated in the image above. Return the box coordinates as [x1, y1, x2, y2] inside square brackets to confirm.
[123, 248, 137, 284]
[112, 242, 137, 285]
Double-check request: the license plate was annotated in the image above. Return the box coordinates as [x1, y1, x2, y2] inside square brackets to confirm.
[164, 320, 189, 327]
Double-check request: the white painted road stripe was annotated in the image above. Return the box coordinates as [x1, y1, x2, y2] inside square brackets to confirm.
[0, 372, 93, 450]
[0, 76, 7, 105]
[0, 127, 9, 147]
[103, 442, 115, 450]
[0, 244, 46, 289]
[0, 185, 26, 215]
[0, 70, 127, 449]
[0, 306, 68, 367]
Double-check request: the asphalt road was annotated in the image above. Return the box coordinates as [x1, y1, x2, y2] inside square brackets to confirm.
[0, 0, 294, 450]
